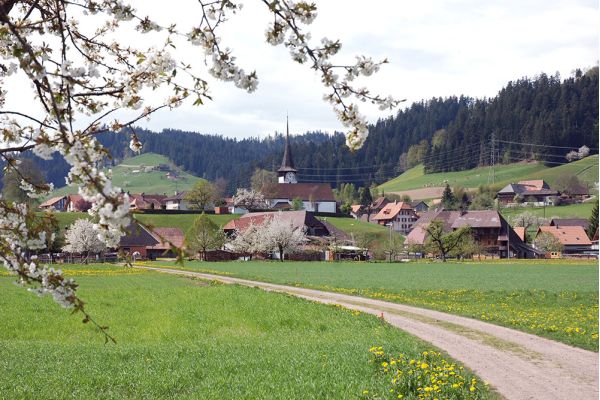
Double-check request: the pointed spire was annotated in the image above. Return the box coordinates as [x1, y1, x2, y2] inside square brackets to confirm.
[278, 115, 297, 172]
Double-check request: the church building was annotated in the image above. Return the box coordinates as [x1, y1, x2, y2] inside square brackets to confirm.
[263, 120, 337, 214]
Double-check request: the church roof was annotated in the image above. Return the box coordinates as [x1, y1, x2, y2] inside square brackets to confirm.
[267, 183, 335, 202]
[278, 117, 298, 173]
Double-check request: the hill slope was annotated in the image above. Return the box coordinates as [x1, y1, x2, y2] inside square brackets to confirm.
[51, 153, 203, 197]
[379, 155, 599, 196]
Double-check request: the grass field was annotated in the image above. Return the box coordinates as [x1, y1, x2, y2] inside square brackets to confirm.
[0, 265, 493, 399]
[44, 211, 238, 232]
[379, 162, 549, 193]
[147, 260, 599, 351]
[500, 202, 596, 220]
[50, 153, 203, 197]
[379, 155, 599, 193]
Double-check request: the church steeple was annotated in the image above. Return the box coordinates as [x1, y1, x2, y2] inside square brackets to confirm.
[277, 116, 298, 184]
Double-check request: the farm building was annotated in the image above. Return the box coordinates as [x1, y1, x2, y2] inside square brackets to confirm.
[535, 226, 593, 256]
[497, 180, 558, 205]
[372, 201, 418, 234]
[406, 209, 537, 259]
[118, 222, 184, 259]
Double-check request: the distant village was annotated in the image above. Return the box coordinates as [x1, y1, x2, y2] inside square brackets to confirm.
[37, 125, 598, 263]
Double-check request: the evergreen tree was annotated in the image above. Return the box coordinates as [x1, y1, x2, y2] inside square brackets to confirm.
[587, 200, 598, 239]
[441, 184, 456, 210]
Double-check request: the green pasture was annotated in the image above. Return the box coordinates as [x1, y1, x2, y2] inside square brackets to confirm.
[49, 153, 203, 197]
[379, 155, 598, 193]
[379, 163, 548, 192]
[0, 266, 492, 399]
[500, 201, 596, 220]
[149, 260, 599, 351]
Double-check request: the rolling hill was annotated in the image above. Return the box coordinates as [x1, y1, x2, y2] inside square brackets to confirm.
[379, 155, 599, 199]
[50, 153, 204, 197]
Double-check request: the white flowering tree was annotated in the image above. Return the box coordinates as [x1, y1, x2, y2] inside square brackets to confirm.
[262, 213, 306, 261]
[63, 218, 107, 258]
[232, 188, 266, 212]
[228, 221, 266, 260]
[0, 0, 399, 332]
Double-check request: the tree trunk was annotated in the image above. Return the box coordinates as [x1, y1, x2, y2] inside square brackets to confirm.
[279, 246, 284, 262]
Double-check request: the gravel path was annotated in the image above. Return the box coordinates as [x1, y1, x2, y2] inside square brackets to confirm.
[137, 266, 599, 400]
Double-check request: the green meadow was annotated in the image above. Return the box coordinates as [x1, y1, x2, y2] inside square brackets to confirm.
[149, 260, 599, 351]
[49, 153, 203, 198]
[0, 266, 493, 399]
[379, 155, 598, 193]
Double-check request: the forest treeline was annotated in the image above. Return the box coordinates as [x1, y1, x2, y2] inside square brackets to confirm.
[5, 67, 598, 194]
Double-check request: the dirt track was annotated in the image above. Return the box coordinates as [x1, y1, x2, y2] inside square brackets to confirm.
[137, 266, 599, 400]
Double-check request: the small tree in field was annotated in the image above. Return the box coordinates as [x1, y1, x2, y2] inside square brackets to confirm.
[186, 214, 225, 261]
[185, 181, 216, 211]
[63, 219, 106, 262]
[262, 213, 306, 262]
[424, 220, 471, 262]
[534, 232, 563, 254]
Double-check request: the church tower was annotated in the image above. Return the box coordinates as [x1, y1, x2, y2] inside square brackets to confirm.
[277, 117, 298, 184]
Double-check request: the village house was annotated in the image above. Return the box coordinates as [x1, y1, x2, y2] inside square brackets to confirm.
[350, 197, 390, 221]
[223, 210, 331, 237]
[497, 180, 558, 205]
[410, 200, 429, 215]
[39, 196, 69, 212]
[39, 194, 90, 212]
[129, 193, 167, 210]
[406, 209, 536, 258]
[535, 226, 593, 257]
[262, 120, 337, 214]
[549, 218, 589, 233]
[371, 201, 418, 234]
[164, 192, 188, 210]
[118, 222, 184, 259]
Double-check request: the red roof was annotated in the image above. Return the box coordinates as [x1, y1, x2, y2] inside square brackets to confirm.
[451, 210, 502, 229]
[148, 227, 185, 250]
[39, 196, 66, 208]
[513, 227, 526, 242]
[518, 180, 549, 190]
[267, 183, 335, 202]
[372, 201, 413, 221]
[537, 226, 592, 246]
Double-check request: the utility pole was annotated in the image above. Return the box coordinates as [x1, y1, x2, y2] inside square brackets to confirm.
[487, 132, 496, 185]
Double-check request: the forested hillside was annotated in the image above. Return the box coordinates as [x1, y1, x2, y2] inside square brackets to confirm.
[3, 67, 597, 194]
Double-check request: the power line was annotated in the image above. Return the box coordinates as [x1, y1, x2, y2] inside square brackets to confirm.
[497, 139, 599, 151]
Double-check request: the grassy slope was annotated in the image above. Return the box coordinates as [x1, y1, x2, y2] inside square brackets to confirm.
[153, 260, 599, 351]
[0, 267, 492, 399]
[45, 211, 238, 232]
[50, 153, 203, 197]
[379, 155, 599, 193]
[500, 202, 596, 220]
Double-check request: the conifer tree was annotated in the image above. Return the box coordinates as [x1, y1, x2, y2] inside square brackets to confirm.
[587, 200, 599, 239]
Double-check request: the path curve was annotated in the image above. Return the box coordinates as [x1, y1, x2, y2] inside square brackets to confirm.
[137, 266, 599, 400]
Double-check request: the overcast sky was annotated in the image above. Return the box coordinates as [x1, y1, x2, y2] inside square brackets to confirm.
[6, 0, 599, 140]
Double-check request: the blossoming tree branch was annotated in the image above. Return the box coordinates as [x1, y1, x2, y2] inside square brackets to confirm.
[0, 0, 399, 336]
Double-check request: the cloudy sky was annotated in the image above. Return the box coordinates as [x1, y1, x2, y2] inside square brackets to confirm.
[6, 0, 599, 140]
